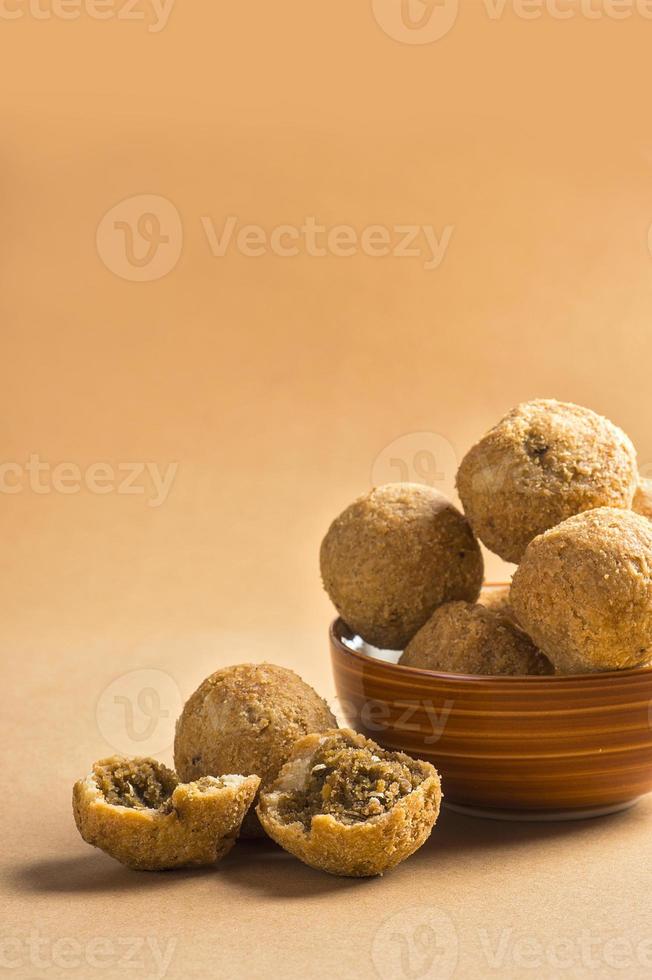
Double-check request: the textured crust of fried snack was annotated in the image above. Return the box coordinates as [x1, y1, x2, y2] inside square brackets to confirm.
[456, 399, 638, 563]
[633, 478, 652, 520]
[256, 729, 442, 877]
[73, 756, 259, 870]
[174, 664, 337, 838]
[320, 483, 483, 650]
[511, 508, 652, 674]
[400, 601, 553, 676]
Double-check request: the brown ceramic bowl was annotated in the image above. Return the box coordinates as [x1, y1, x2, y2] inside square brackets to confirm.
[330, 606, 652, 820]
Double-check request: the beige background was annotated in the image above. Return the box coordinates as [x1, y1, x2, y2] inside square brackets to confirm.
[3, 2, 652, 978]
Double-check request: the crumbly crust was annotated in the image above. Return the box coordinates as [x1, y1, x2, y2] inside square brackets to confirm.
[320, 483, 483, 650]
[511, 507, 652, 673]
[73, 756, 259, 871]
[174, 664, 337, 837]
[400, 601, 553, 676]
[257, 730, 442, 877]
[457, 399, 638, 563]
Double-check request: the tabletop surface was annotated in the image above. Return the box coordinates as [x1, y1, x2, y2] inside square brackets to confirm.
[5, 623, 652, 980]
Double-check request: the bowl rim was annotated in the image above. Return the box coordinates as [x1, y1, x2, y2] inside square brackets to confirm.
[330, 617, 652, 685]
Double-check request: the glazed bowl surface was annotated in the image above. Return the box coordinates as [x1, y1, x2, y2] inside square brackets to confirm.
[330, 617, 652, 819]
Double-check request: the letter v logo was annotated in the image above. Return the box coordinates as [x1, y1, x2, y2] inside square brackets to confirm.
[372, 0, 459, 44]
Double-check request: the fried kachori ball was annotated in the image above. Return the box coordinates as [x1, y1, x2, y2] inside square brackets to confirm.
[399, 601, 553, 676]
[320, 483, 483, 650]
[174, 664, 337, 837]
[257, 729, 441, 877]
[457, 399, 637, 563]
[510, 508, 652, 674]
[73, 756, 259, 870]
